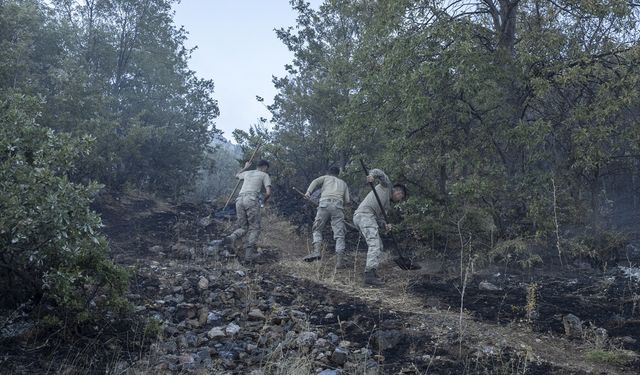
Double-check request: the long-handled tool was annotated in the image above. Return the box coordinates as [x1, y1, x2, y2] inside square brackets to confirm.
[222, 143, 262, 211]
[292, 186, 358, 231]
[359, 159, 420, 270]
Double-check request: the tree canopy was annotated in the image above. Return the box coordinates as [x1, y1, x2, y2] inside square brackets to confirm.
[262, 0, 640, 267]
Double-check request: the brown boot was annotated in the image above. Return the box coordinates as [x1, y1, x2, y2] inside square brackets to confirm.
[363, 269, 384, 286]
[335, 253, 347, 269]
[303, 243, 322, 262]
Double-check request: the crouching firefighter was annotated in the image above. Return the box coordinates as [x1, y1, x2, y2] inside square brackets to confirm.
[353, 168, 406, 286]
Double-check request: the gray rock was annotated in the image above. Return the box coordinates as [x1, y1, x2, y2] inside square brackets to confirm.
[0, 321, 35, 341]
[207, 327, 225, 339]
[178, 353, 194, 364]
[149, 245, 163, 253]
[198, 276, 209, 291]
[327, 332, 340, 345]
[184, 331, 198, 347]
[248, 308, 266, 321]
[315, 338, 329, 349]
[225, 322, 241, 336]
[296, 331, 318, 348]
[318, 370, 339, 375]
[563, 314, 583, 338]
[331, 347, 349, 366]
[374, 330, 404, 351]
[207, 311, 223, 324]
[479, 280, 502, 291]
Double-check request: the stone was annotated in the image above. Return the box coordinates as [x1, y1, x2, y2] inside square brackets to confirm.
[248, 308, 266, 321]
[149, 245, 163, 253]
[207, 311, 223, 324]
[331, 347, 349, 366]
[479, 280, 501, 291]
[374, 330, 404, 351]
[198, 276, 209, 291]
[563, 314, 583, 338]
[225, 322, 241, 336]
[296, 331, 318, 348]
[318, 370, 339, 375]
[207, 327, 225, 339]
[197, 307, 209, 326]
[178, 353, 194, 364]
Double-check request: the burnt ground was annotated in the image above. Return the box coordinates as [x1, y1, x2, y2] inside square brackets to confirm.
[1, 191, 639, 374]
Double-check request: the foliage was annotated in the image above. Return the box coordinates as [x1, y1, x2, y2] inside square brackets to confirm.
[266, 0, 640, 266]
[0, 94, 129, 328]
[585, 349, 638, 366]
[0, 0, 220, 197]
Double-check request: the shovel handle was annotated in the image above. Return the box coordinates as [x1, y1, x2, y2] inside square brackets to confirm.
[359, 159, 389, 223]
[223, 143, 262, 211]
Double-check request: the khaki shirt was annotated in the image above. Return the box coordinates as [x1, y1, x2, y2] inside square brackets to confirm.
[237, 170, 271, 195]
[354, 169, 391, 224]
[306, 175, 350, 204]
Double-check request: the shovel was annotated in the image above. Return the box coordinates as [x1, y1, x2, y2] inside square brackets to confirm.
[359, 159, 420, 271]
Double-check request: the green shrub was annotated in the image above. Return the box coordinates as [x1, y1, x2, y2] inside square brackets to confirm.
[0, 94, 129, 330]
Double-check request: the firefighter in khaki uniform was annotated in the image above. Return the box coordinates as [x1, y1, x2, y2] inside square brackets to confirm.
[223, 159, 272, 263]
[302, 166, 351, 268]
[353, 168, 406, 286]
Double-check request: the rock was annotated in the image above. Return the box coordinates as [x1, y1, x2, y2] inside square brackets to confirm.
[331, 347, 349, 366]
[149, 245, 163, 253]
[296, 331, 318, 349]
[479, 281, 501, 291]
[235, 270, 246, 277]
[315, 338, 329, 349]
[374, 330, 404, 351]
[248, 308, 266, 321]
[225, 322, 241, 336]
[324, 312, 335, 320]
[562, 314, 583, 338]
[184, 331, 198, 347]
[207, 311, 223, 324]
[327, 332, 340, 345]
[198, 276, 209, 291]
[178, 353, 194, 364]
[161, 340, 178, 354]
[197, 307, 209, 326]
[621, 336, 637, 344]
[164, 325, 179, 336]
[175, 303, 197, 322]
[195, 349, 212, 367]
[0, 321, 36, 342]
[319, 370, 340, 375]
[207, 327, 225, 339]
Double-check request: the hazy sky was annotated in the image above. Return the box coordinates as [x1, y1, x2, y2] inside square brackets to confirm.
[173, 1, 316, 140]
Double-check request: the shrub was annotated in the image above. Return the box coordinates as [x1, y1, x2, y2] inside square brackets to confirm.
[0, 94, 129, 329]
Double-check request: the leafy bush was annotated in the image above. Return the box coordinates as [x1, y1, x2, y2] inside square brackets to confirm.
[0, 94, 129, 328]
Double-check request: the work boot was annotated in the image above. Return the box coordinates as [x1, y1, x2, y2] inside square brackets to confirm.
[335, 253, 347, 269]
[363, 269, 384, 286]
[303, 243, 322, 262]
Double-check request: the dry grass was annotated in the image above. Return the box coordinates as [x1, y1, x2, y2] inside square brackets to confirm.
[259, 211, 457, 319]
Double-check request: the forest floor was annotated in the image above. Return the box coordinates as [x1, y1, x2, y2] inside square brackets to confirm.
[2, 191, 639, 374]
